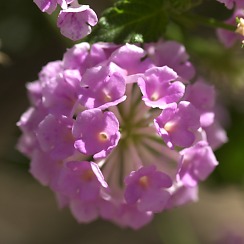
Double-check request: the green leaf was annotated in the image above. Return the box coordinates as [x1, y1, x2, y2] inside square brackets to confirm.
[87, 0, 169, 44]
[170, 0, 202, 13]
[86, 0, 203, 44]
[210, 109, 244, 185]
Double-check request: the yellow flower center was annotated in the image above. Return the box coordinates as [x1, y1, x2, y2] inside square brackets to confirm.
[139, 175, 149, 188]
[103, 91, 112, 102]
[98, 132, 109, 141]
[150, 91, 159, 101]
[236, 18, 244, 36]
[164, 121, 177, 132]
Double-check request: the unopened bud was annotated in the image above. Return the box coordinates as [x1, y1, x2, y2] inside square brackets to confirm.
[236, 18, 244, 36]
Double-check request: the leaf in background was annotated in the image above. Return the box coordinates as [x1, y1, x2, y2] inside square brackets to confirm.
[170, 0, 202, 13]
[86, 0, 203, 44]
[87, 0, 169, 44]
[210, 109, 244, 185]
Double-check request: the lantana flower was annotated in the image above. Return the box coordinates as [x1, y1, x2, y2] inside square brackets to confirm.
[33, 0, 98, 40]
[17, 40, 227, 229]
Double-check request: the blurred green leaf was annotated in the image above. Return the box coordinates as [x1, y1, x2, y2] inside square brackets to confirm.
[210, 109, 244, 185]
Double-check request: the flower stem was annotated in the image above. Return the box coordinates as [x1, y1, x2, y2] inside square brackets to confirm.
[173, 13, 236, 31]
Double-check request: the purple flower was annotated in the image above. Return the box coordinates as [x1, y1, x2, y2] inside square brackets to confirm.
[36, 114, 75, 160]
[41, 69, 81, 117]
[166, 184, 199, 209]
[203, 121, 228, 150]
[34, 0, 98, 41]
[56, 161, 108, 200]
[33, 0, 74, 14]
[39, 60, 63, 84]
[109, 44, 153, 75]
[178, 141, 219, 187]
[146, 40, 195, 81]
[16, 105, 48, 157]
[70, 199, 99, 223]
[26, 81, 42, 106]
[17, 41, 227, 229]
[29, 149, 62, 188]
[184, 79, 228, 150]
[33, 0, 59, 14]
[138, 66, 185, 109]
[117, 204, 153, 230]
[124, 165, 172, 212]
[57, 5, 98, 41]
[63, 42, 120, 74]
[154, 101, 200, 149]
[72, 108, 120, 158]
[63, 42, 90, 70]
[79, 62, 126, 110]
[184, 78, 216, 127]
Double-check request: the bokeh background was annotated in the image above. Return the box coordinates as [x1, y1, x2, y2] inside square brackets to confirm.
[1, 0, 244, 243]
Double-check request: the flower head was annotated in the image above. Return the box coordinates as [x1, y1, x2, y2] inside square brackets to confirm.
[17, 40, 227, 229]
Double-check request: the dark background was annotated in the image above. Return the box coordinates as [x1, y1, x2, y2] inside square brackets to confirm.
[0, 1, 244, 243]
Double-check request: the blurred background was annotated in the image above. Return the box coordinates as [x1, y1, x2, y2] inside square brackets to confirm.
[0, 0, 244, 243]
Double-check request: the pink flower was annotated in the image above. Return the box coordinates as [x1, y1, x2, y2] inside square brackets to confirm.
[146, 40, 195, 81]
[184, 78, 216, 127]
[57, 5, 98, 41]
[56, 161, 108, 200]
[116, 204, 153, 230]
[178, 141, 219, 187]
[33, 0, 74, 14]
[79, 62, 126, 110]
[34, 1, 98, 40]
[154, 101, 200, 149]
[109, 44, 153, 75]
[124, 165, 172, 212]
[72, 108, 120, 158]
[17, 41, 226, 229]
[36, 114, 75, 160]
[138, 66, 185, 109]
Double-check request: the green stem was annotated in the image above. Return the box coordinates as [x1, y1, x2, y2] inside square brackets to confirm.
[173, 13, 236, 31]
[190, 13, 235, 31]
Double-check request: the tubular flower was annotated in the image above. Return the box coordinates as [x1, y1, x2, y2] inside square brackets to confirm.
[17, 41, 226, 229]
[33, 0, 98, 40]
[57, 5, 98, 41]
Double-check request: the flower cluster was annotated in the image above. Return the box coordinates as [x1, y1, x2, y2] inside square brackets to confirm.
[33, 0, 97, 40]
[17, 40, 227, 229]
[217, 0, 244, 47]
